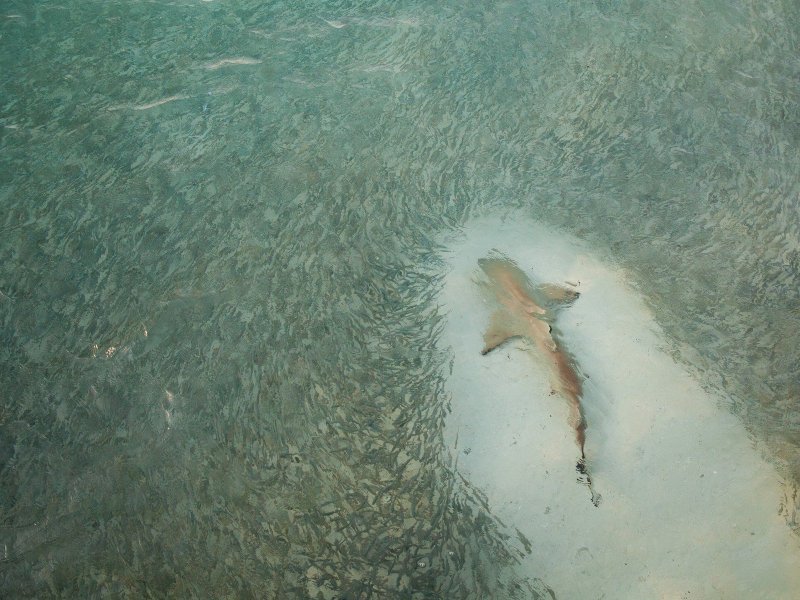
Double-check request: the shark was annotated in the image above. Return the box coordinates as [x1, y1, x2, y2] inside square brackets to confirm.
[477, 254, 600, 506]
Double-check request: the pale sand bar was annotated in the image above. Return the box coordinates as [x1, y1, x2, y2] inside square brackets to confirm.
[439, 213, 800, 599]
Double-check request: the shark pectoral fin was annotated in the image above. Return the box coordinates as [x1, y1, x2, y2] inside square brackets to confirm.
[537, 283, 580, 306]
[481, 311, 520, 355]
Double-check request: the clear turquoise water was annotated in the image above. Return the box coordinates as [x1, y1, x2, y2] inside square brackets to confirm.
[1, 0, 798, 597]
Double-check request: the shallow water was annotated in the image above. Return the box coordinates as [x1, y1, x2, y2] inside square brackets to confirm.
[441, 216, 800, 598]
[1, 0, 798, 597]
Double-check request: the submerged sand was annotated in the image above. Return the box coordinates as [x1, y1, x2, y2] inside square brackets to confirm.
[440, 214, 800, 599]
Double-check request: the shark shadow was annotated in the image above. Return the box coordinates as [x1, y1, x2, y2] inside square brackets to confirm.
[477, 254, 601, 507]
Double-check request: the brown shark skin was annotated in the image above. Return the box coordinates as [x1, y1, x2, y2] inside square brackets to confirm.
[478, 256, 600, 505]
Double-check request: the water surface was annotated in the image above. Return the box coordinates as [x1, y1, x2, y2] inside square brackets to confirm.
[1, 0, 799, 597]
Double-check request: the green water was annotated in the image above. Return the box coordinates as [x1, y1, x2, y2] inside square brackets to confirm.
[1, 0, 798, 597]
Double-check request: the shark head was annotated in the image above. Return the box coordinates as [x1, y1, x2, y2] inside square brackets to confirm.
[477, 253, 579, 322]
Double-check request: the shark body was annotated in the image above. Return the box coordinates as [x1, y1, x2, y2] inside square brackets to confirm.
[477, 255, 599, 505]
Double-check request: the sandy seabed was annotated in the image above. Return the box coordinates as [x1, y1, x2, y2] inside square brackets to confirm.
[439, 214, 800, 599]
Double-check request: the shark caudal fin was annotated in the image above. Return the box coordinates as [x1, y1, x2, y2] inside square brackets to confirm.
[577, 458, 602, 507]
